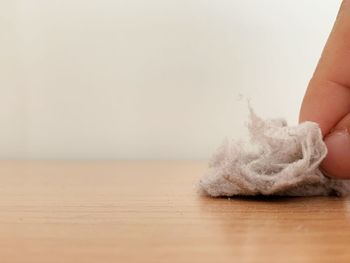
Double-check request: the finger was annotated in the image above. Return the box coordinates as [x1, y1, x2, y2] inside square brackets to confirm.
[299, 0, 350, 178]
[321, 113, 350, 179]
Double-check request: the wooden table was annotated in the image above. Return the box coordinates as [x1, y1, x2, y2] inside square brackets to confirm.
[1, 161, 350, 263]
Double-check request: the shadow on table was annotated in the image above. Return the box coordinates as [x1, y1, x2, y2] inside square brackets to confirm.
[195, 194, 350, 260]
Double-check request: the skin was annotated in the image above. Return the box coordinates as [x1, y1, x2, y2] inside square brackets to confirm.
[299, 0, 350, 178]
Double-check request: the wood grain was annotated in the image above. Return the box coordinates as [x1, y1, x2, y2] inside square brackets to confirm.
[1, 161, 350, 263]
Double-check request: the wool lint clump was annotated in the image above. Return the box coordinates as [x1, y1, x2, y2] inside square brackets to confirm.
[199, 108, 350, 197]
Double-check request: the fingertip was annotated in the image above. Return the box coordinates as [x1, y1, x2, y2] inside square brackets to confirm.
[321, 130, 350, 179]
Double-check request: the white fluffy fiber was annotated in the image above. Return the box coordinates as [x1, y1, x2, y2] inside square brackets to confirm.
[199, 108, 350, 197]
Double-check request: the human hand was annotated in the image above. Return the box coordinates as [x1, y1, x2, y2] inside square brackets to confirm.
[300, 0, 350, 179]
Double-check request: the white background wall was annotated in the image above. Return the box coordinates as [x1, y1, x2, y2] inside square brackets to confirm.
[0, 0, 341, 159]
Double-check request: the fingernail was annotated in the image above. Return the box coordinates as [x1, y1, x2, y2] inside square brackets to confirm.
[321, 129, 350, 179]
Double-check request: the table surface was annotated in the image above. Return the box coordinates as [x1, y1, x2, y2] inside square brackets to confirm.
[1, 161, 350, 263]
